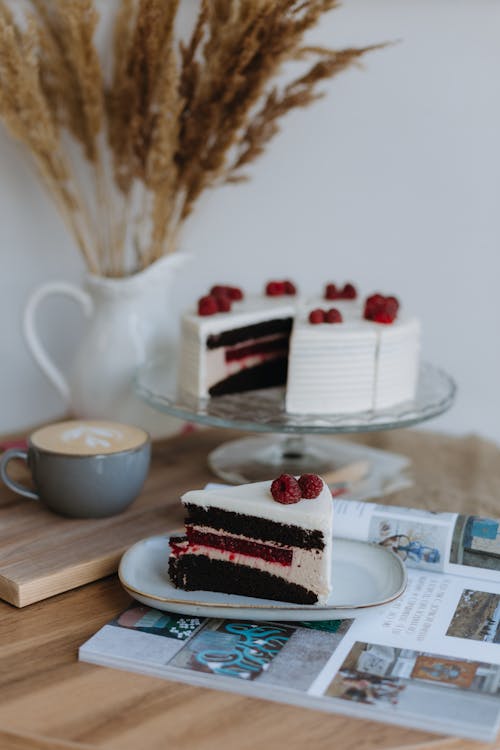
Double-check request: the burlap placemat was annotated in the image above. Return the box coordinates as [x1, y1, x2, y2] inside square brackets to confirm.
[348, 428, 500, 517]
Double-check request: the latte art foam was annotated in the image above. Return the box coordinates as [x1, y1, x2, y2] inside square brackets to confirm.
[31, 420, 148, 455]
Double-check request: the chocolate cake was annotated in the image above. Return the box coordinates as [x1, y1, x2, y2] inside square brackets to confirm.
[168, 474, 333, 605]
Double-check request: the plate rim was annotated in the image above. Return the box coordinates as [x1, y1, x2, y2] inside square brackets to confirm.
[118, 534, 407, 613]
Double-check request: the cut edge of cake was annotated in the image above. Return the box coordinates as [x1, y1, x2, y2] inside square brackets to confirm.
[168, 476, 333, 605]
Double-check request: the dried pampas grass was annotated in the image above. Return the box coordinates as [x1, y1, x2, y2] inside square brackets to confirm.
[0, 0, 383, 276]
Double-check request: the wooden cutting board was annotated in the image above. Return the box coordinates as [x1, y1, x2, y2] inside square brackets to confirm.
[0, 428, 217, 607]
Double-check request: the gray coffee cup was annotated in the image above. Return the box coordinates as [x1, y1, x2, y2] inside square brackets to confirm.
[0, 420, 151, 518]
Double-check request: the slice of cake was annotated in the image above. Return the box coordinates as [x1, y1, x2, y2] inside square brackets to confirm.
[168, 473, 333, 605]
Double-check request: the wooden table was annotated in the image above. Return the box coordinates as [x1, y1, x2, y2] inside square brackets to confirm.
[0, 427, 495, 750]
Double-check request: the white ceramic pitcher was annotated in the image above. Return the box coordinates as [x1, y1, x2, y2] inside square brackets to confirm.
[23, 254, 188, 437]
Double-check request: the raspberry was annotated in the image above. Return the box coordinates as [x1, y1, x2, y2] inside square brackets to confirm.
[216, 296, 232, 312]
[373, 310, 395, 324]
[364, 293, 398, 324]
[325, 283, 340, 300]
[325, 307, 343, 324]
[341, 283, 357, 299]
[309, 308, 325, 324]
[266, 280, 285, 296]
[298, 474, 323, 499]
[270, 474, 302, 504]
[364, 293, 385, 320]
[198, 295, 219, 316]
[210, 285, 230, 298]
[227, 286, 244, 300]
[284, 280, 297, 295]
[210, 285, 244, 301]
[385, 295, 399, 316]
[366, 293, 385, 308]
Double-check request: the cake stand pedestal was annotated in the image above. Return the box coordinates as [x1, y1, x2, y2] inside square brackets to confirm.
[207, 435, 372, 484]
[135, 361, 456, 483]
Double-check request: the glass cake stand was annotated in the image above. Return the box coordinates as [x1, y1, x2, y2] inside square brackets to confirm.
[135, 360, 456, 483]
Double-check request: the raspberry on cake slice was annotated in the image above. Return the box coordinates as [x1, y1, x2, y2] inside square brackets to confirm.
[168, 475, 333, 605]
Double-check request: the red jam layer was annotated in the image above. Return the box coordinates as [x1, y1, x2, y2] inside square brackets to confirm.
[225, 336, 288, 363]
[184, 527, 293, 566]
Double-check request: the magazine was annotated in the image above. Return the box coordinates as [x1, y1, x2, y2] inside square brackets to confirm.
[80, 498, 500, 742]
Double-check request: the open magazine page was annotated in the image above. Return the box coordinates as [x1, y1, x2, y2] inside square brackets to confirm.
[308, 567, 500, 740]
[79, 485, 500, 741]
[334, 498, 500, 583]
[80, 564, 500, 741]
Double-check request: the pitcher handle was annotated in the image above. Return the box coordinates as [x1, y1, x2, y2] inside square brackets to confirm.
[23, 281, 93, 404]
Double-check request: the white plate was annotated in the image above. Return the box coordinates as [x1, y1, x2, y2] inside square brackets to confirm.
[118, 535, 407, 621]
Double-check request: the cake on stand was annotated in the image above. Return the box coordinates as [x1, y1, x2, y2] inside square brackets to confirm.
[136, 361, 456, 484]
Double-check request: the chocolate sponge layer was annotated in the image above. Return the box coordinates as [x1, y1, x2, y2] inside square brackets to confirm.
[184, 504, 325, 550]
[169, 554, 318, 604]
[206, 317, 293, 349]
[208, 356, 288, 396]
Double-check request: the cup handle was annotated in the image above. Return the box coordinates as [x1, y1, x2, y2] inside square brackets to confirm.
[0, 449, 39, 500]
[23, 282, 93, 404]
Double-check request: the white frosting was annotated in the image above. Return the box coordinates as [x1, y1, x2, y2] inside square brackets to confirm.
[181, 478, 333, 536]
[373, 318, 420, 409]
[286, 300, 420, 414]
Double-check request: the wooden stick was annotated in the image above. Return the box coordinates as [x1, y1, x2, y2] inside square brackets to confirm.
[322, 460, 371, 487]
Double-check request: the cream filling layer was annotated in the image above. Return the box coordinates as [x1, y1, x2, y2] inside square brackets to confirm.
[204, 333, 288, 391]
[174, 529, 331, 603]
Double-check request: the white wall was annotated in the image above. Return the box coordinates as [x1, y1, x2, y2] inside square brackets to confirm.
[1, 0, 499, 440]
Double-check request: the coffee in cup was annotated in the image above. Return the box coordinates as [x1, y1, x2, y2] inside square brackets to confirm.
[30, 420, 147, 455]
[0, 419, 150, 518]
